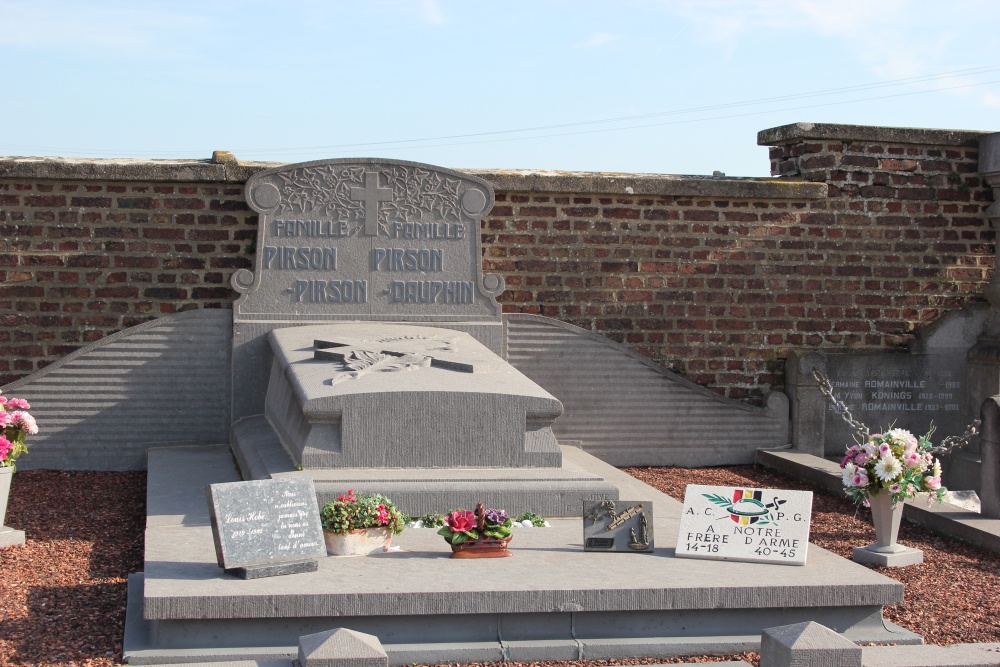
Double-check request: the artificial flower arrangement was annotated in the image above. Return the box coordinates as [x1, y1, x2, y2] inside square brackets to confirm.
[813, 370, 976, 506]
[438, 503, 514, 545]
[319, 489, 406, 536]
[840, 428, 945, 504]
[1, 391, 37, 470]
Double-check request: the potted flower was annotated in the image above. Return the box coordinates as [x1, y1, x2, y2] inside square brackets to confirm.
[319, 490, 406, 556]
[438, 502, 514, 558]
[0, 391, 37, 530]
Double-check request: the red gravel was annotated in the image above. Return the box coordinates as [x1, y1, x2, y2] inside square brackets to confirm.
[2, 465, 998, 667]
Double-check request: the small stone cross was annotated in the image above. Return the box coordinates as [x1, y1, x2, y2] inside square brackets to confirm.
[350, 171, 393, 236]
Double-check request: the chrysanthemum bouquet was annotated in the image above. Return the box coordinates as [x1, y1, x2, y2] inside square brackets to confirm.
[0, 391, 37, 470]
[840, 428, 944, 504]
[438, 503, 513, 545]
[319, 490, 406, 535]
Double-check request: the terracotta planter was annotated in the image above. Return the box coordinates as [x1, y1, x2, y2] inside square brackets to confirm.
[0, 465, 12, 526]
[867, 492, 906, 553]
[448, 535, 512, 559]
[324, 527, 393, 556]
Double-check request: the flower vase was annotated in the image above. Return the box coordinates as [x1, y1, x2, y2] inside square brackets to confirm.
[324, 527, 393, 556]
[448, 535, 513, 559]
[851, 492, 923, 566]
[0, 465, 11, 526]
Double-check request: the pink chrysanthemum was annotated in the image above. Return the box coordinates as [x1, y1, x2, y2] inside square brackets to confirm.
[11, 411, 38, 435]
[0, 412, 11, 429]
[6, 398, 29, 410]
[0, 436, 12, 462]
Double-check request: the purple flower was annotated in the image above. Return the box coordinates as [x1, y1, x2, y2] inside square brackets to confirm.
[484, 508, 508, 524]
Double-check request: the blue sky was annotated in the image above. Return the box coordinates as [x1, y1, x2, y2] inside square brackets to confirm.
[2, 0, 998, 176]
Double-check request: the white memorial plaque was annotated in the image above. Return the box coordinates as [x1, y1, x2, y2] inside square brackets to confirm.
[675, 484, 813, 566]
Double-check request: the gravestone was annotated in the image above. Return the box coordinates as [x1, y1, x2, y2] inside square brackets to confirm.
[583, 500, 654, 552]
[231, 159, 506, 423]
[675, 484, 812, 565]
[229, 158, 617, 515]
[205, 477, 326, 578]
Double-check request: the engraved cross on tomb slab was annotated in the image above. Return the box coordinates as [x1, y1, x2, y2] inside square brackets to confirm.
[350, 170, 393, 236]
[314, 334, 497, 385]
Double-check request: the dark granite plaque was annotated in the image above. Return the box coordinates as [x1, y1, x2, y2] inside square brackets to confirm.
[205, 478, 326, 578]
[824, 353, 966, 455]
[583, 500, 654, 552]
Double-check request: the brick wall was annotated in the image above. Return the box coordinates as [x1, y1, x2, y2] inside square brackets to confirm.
[1, 123, 995, 404]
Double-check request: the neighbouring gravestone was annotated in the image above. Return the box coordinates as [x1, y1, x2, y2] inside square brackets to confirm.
[786, 305, 988, 463]
[205, 477, 326, 579]
[675, 485, 812, 566]
[583, 500, 654, 552]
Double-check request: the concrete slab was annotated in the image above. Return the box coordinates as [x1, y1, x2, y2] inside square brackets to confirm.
[852, 545, 924, 567]
[125, 444, 921, 665]
[863, 642, 1000, 666]
[0, 525, 25, 548]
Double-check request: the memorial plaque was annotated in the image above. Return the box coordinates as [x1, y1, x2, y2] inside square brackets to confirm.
[233, 159, 505, 323]
[583, 500, 653, 552]
[824, 353, 966, 455]
[675, 485, 812, 566]
[205, 478, 326, 579]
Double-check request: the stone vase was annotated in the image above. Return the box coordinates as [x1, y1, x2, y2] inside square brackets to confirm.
[0, 465, 12, 526]
[867, 492, 906, 553]
[324, 527, 393, 556]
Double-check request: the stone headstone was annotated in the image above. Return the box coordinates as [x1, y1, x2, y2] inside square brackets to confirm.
[205, 477, 326, 578]
[231, 159, 506, 423]
[675, 484, 812, 565]
[583, 500, 654, 552]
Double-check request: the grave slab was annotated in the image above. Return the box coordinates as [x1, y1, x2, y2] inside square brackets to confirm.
[125, 444, 921, 665]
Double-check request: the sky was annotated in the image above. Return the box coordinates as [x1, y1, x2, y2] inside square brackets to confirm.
[1, 0, 998, 177]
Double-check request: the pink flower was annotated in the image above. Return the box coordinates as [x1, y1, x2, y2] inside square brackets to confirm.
[877, 442, 891, 456]
[11, 411, 37, 435]
[902, 452, 921, 469]
[925, 476, 942, 491]
[0, 436, 12, 462]
[841, 445, 859, 468]
[6, 398, 29, 410]
[854, 452, 871, 466]
[446, 510, 478, 533]
[376, 504, 390, 525]
[0, 412, 10, 429]
[889, 483, 902, 494]
[852, 471, 869, 487]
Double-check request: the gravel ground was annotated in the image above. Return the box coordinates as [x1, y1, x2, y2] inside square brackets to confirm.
[1, 464, 998, 667]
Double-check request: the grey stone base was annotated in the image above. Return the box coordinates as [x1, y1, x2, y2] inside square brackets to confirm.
[232, 415, 619, 517]
[124, 444, 922, 665]
[852, 544, 924, 567]
[0, 525, 25, 548]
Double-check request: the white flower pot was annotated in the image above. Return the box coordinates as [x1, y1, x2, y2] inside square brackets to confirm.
[867, 492, 906, 553]
[324, 527, 393, 556]
[0, 465, 12, 526]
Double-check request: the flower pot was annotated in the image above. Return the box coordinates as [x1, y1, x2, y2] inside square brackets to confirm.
[324, 527, 393, 556]
[867, 492, 906, 553]
[448, 535, 513, 559]
[0, 465, 12, 526]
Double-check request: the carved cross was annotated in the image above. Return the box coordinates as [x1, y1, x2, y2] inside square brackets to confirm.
[314, 334, 494, 385]
[350, 170, 393, 236]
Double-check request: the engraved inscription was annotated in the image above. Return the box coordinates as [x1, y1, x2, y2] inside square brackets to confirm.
[372, 248, 444, 272]
[288, 279, 367, 303]
[388, 280, 473, 304]
[264, 246, 337, 271]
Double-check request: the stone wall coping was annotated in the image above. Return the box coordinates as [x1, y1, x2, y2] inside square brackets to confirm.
[758, 122, 993, 148]
[0, 155, 828, 200]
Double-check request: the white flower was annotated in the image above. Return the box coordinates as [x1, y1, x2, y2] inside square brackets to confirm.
[875, 455, 903, 482]
[932, 460, 942, 478]
[886, 428, 918, 453]
[862, 442, 878, 459]
[521, 520, 534, 528]
[842, 462, 858, 486]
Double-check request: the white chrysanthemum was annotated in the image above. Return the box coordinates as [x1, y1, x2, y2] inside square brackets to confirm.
[886, 427, 919, 453]
[875, 455, 903, 482]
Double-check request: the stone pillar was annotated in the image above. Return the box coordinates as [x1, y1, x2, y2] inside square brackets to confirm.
[784, 350, 828, 456]
[981, 396, 1000, 519]
[760, 621, 861, 667]
[966, 133, 1000, 446]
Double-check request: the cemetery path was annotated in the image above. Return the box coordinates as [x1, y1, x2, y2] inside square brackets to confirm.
[1, 465, 998, 666]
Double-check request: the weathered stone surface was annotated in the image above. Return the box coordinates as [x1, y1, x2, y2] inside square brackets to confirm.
[760, 621, 861, 667]
[675, 485, 812, 566]
[759, 122, 991, 147]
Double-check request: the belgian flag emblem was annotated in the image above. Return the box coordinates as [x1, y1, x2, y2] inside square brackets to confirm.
[728, 489, 767, 525]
